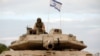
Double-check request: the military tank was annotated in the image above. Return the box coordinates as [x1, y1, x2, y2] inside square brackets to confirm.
[0, 27, 92, 56]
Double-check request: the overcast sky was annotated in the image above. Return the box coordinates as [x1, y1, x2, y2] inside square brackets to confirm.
[0, 0, 100, 54]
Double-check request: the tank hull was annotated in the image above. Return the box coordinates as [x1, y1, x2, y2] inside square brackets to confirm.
[0, 50, 92, 56]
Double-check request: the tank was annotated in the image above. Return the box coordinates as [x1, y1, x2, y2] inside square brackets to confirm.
[0, 27, 93, 56]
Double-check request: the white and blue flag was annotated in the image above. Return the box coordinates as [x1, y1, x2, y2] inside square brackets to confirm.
[50, 0, 62, 12]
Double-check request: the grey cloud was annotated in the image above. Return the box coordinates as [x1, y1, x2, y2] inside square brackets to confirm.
[0, 19, 35, 37]
[0, 0, 49, 14]
[62, 0, 100, 13]
[0, 0, 100, 15]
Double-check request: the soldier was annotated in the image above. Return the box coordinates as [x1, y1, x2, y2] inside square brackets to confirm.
[33, 18, 45, 34]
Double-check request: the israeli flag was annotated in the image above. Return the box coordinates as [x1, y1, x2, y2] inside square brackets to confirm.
[50, 0, 62, 12]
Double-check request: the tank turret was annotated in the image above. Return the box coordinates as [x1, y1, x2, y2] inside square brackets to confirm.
[9, 28, 86, 51]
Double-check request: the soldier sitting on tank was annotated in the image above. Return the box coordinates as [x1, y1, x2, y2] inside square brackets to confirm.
[33, 18, 47, 34]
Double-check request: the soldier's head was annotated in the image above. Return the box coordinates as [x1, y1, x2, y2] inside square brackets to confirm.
[37, 18, 42, 23]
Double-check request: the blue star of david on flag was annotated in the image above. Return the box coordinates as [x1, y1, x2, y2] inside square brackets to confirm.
[50, 0, 62, 12]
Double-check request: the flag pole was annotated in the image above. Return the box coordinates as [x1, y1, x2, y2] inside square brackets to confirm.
[47, 0, 51, 32]
[49, 0, 62, 30]
[60, 11, 62, 29]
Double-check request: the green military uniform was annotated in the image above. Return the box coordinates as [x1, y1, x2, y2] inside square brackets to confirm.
[34, 18, 45, 34]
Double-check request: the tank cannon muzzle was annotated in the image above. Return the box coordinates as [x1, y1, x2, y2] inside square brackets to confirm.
[47, 43, 54, 50]
[43, 40, 54, 50]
